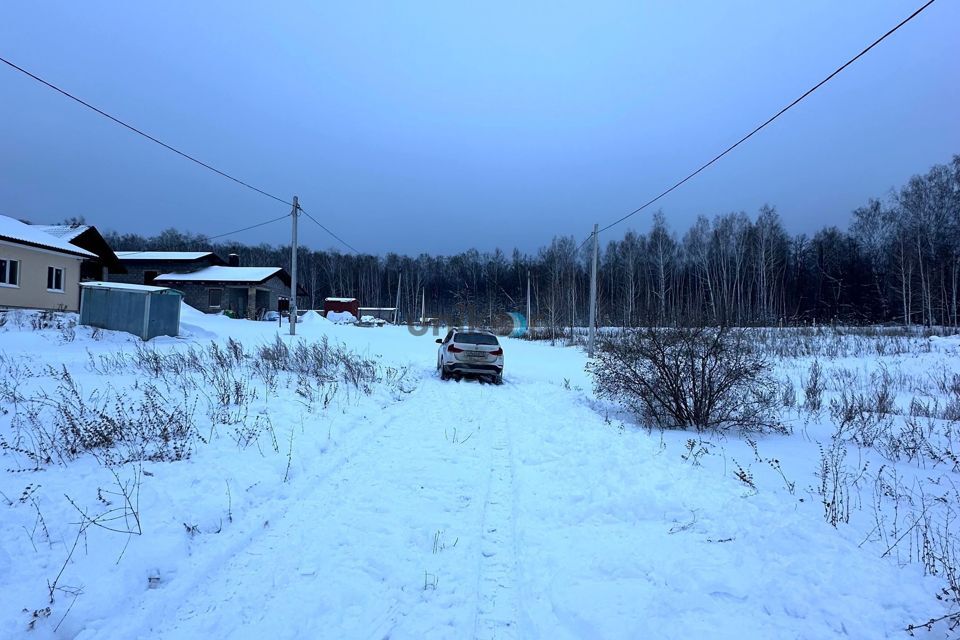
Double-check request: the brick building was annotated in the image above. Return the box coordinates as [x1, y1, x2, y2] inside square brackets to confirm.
[114, 251, 304, 319]
[154, 266, 303, 319]
[113, 251, 226, 286]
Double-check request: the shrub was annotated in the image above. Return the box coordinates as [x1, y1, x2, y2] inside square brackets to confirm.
[2, 336, 413, 468]
[802, 360, 825, 415]
[587, 326, 780, 433]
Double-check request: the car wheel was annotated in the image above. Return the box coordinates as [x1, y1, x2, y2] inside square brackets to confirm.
[440, 365, 450, 380]
[494, 373, 504, 385]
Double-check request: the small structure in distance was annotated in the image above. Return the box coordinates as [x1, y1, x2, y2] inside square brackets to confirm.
[359, 307, 397, 323]
[79, 281, 182, 340]
[323, 297, 359, 320]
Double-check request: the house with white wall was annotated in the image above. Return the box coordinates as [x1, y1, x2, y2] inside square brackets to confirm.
[0, 214, 95, 312]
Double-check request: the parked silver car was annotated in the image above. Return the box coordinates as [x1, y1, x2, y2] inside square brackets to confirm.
[436, 329, 504, 384]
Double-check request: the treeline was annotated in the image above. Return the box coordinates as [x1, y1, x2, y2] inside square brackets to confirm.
[104, 155, 960, 328]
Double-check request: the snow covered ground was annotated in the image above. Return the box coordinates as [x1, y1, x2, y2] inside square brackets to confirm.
[0, 308, 958, 638]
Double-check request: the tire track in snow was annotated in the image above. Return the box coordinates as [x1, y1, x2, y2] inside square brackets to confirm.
[473, 385, 521, 640]
[110, 375, 497, 640]
[94, 406, 404, 640]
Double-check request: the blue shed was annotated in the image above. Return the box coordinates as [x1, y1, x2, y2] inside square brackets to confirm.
[79, 281, 183, 340]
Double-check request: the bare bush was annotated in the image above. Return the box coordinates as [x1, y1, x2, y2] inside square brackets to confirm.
[871, 467, 960, 634]
[588, 326, 781, 433]
[749, 325, 945, 360]
[780, 377, 797, 409]
[816, 439, 869, 527]
[802, 360, 825, 415]
[2, 336, 413, 469]
[1, 368, 199, 467]
[829, 387, 891, 448]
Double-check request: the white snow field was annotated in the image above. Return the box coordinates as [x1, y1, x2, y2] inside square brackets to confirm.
[0, 308, 958, 639]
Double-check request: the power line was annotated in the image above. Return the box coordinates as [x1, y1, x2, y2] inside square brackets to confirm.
[0, 56, 293, 207]
[0, 55, 364, 253]
[300, 208, 361, 254]
[208, 213, 291, 241]
[595, 0, 938, 236]
[116, 211, 292, 257]
[577, 232, 594, 253]
[119, 207, 361, 256]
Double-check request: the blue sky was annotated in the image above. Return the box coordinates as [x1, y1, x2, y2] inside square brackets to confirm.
[1, 1, 957, 254]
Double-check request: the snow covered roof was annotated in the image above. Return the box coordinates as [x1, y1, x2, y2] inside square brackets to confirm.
[154, 266, 283, 284]
[34, 224, 89, 241]
[115, 251, 216, 261]
[80, 281, 180, 293]
[325, 297, 357, 303]
[0, 214, 96, 257]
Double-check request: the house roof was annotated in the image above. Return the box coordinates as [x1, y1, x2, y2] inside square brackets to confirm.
[0, 214, 96, 258]
[154, 266, 283, 284]
[325, 297, 358, 303]
[116, 251, 218, 261]
[80, 281, 179, 294]
[36, 224, 127, 273]
[34, 224, 89, 242]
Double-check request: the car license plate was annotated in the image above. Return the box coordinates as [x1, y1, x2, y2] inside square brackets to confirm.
[467, 351, 486, 358]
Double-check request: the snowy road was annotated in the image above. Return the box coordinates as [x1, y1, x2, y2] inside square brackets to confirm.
[96, 374, 531, 640]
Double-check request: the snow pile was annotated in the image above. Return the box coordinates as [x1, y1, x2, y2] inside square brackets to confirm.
[325, 310, 357, 324]
[177, 302, 223, 340]
[177, 301, 210, 324]
[297, 310, 326, 325]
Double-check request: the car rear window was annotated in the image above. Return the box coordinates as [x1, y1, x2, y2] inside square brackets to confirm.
[453, 332, 499, 346]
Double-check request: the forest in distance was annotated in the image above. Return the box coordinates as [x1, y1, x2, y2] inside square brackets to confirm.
[102, 155, 960, 330]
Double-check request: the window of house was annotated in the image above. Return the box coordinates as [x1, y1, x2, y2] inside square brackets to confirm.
[208, 288, 223, 309]
[0, 258, 20, 286]
[47, 266, 65, 292]
[144, 270, 159, 285]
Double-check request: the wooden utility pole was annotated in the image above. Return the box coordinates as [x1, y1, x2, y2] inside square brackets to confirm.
[289, 196, 299, 336]
[588, 223, 599, 357]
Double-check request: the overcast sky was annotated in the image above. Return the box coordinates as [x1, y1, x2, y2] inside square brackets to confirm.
[1, 1, 957, 255]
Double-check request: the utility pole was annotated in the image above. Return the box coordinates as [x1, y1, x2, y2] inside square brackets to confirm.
[571, 275, 576, 343]
[588, 223, 599, 357]
[526, 270, 531, 332]
[289, 196, 299, 336]
[394, 271, 402, 324]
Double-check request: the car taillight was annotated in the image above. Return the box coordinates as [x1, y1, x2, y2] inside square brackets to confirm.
[448, 345, 464, 353]
[491, 348, 503, 356]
